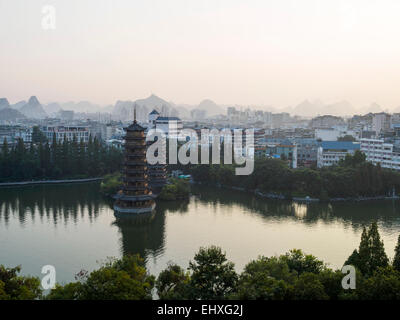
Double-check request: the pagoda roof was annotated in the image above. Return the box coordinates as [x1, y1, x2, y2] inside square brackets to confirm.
[126, 121, 145, 132]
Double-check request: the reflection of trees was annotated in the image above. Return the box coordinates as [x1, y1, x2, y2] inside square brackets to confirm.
[191, 185, 400, 232]
[0, 183, 103, 226]
[157, 199, 189, 214]
[112, 205, 167, 262]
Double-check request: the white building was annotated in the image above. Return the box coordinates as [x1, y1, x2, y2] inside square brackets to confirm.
[315, 128, 357, 141]
[148, 109, 160, 127]
[42, 125, 90, 143]
[360, 138, 400, 171]
[317, 141, 360, 168]
[372, 113, 391, 134]
[155, 116, 183, 138]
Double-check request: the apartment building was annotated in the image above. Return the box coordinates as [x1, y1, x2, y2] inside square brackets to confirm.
[41, 125, 90, 143]
[317, 141, 360, 168]
[360, 138, 400, 171]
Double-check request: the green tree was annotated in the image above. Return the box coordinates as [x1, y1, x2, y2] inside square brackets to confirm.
[0, 137, 10, 179]
[338, 135, 356, 142]
[48, 255, 154, 300]
[393, 235, 400, 272]
[235, 256, 294, 300]
[357, 266, 400, 300]
[188, 246, 238, 300]
[292, 272, 329, 300]
[280, 249, 325, 275]
[46, 282, 83, 300]
[156, 263, 191, 300]
[368, 222, 389, 272]
[0, 265, 42, 300]
[31, 126, 48, 144]
[345, 222, 389, 275]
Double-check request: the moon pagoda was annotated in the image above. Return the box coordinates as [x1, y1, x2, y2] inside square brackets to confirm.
[114, 116, 156, 215]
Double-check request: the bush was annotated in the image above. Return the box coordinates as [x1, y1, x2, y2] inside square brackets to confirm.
[159, 178, 190, 201]
[100, 173, 122, 196]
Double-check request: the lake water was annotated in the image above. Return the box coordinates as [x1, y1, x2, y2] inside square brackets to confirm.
[1, 182, 400, 284]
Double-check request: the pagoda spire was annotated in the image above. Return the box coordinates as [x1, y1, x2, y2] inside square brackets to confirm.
[133, 103, 137, 123]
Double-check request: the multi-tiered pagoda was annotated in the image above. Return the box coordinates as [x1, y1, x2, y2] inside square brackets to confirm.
[147, 139, 167, 194]
[114, 117, 156, 215]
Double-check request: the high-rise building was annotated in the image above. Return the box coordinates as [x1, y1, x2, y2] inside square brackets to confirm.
[372, 113, 391, 135]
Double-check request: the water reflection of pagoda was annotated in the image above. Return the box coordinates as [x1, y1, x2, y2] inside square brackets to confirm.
[114, 112, 156, 215]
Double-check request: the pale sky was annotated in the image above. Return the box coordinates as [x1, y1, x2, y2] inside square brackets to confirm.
[1, 0, 400, 109]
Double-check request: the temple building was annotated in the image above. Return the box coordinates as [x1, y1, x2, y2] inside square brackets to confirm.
[114, 116, 156, 215]
[147, 141, 167, 194]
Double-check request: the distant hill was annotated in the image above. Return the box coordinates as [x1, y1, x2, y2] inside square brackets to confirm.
[134, 94, 171, 109]
[59, 101, 102, 113]
[112, 94, 184, 121]
[43, 102, 62, 116]
[197, 99, 225, 116]
[325, 100, 354, 115]
[291, 99, 357, 117]
[112, 100, 134, 120]
[19, 96, 48, 119]
[0, 108, 26, 121]
[11, 100, 27, 110]
[0, 98, 10, 110]
[360, 102, 385, 114]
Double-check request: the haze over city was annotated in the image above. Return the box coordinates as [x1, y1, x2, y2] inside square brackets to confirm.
[2, 0, 400, 114]
[4, 0, 400, 306]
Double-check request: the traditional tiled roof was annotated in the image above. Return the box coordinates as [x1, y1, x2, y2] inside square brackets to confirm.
[126, 121, 145, 132]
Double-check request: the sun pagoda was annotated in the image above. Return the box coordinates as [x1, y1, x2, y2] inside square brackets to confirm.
[114, 109, 156, 214]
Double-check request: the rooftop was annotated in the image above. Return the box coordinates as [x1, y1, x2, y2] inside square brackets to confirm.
[320, 141, 360, 150]
[125, 121, 145, 132]
[156, 116, 182, 121]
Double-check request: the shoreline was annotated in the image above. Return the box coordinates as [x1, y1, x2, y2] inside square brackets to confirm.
[0, 177, 103, 188]
[194, 181, 400, 203]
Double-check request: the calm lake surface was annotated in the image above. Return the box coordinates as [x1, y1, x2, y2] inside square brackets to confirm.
[1, 182, 400, 283]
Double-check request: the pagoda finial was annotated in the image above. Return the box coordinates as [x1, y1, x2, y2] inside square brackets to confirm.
[133, 103, 137, 123]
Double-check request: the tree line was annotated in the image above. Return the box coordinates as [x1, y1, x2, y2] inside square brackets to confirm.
[2, 222, 400, 300]
[0, 127, 122, 182]
[188, 151, 400, 199]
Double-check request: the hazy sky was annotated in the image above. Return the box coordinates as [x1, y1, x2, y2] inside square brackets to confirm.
[1, 0, 400, 109]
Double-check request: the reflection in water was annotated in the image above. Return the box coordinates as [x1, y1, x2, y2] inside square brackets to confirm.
[1, 182, 400, 281]
[0, 183, 193, 269]
[191, 185, 400, 234]
[0, 183, 102, 227]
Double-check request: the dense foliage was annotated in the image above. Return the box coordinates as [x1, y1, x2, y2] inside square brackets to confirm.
[46, 255, 154, 300]
[0, 132, 122, 182]
[158, 178, 191, 201]
[100, 173, 122, 196]
[0, 265, 42, 300]
[189, 151, 400, 199]
[345, 222, 389, 276]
